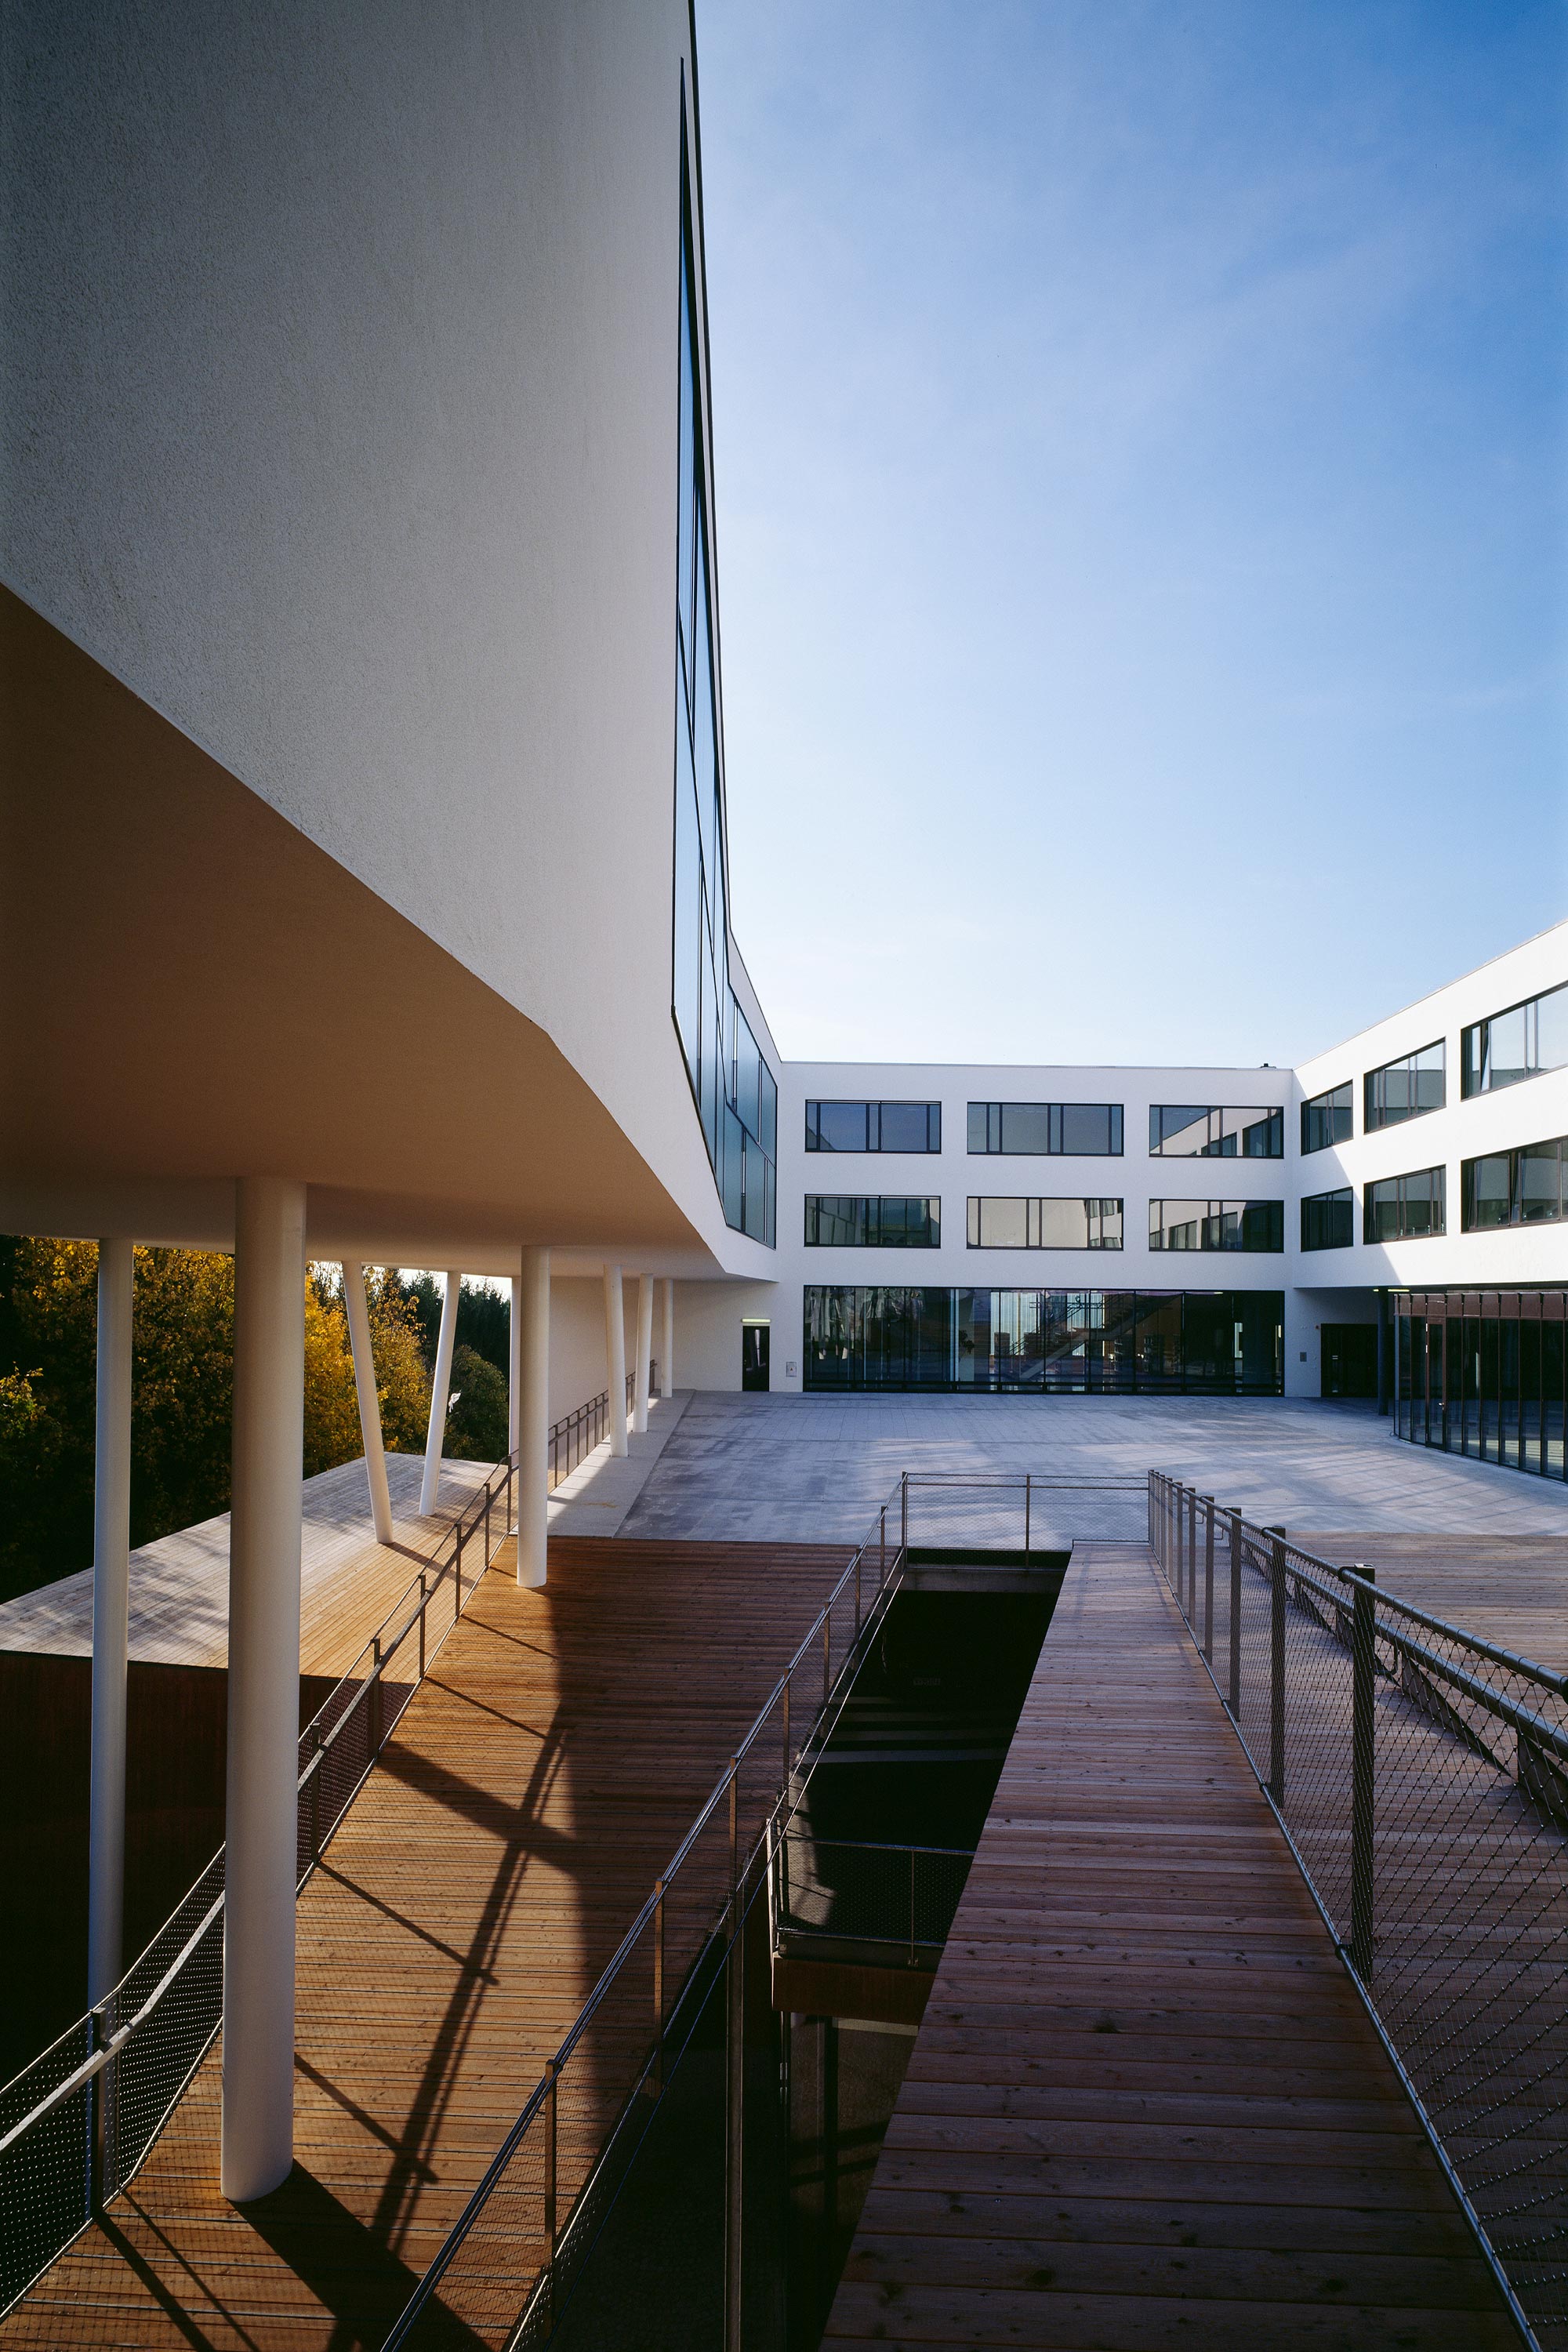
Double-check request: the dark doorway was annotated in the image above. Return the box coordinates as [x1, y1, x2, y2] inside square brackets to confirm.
[742, 1321, 771, 1392]
[1322, 1323, 1377, 1398]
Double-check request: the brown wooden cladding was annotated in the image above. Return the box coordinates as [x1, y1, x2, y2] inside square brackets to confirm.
[0, 1536, 851, 2350]
[824, 1541, 1516, 2350]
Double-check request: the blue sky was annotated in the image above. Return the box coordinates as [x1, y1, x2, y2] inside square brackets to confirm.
[695, 0, 1567, 1069]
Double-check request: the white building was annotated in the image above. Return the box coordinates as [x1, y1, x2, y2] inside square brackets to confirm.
[2, 0, 1565, 2206]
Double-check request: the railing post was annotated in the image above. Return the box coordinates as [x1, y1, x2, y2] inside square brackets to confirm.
[484, 1487, 491, 1565]
[1024, 1472, 1031, 1555]
[1267, 1527, 1287, 1802]
[822, 1613, 831, 1708]
[909, 1845, 917, 1969]
[455, 1520, 464, 1615]
[1228, 1508, 1243, 1716]
[1349, 1566, 1376, 1980]
[308, 1725, 322, 1866]
[900, 1472, 909, 1556]
[1174, 1480, 1184, 1599]
[855, 1547, 862, 1636]
[1201, 1496, 1214, 1662]
[89, 1998, 112, 2212]
[782, 1675, 792, 1786]
[1187, 1486, 1198, 1617]
[729, 1755, 740, 1897]
[370, 1635, 383, 1756]
[724, 1833, 745, 2352]
[879, 1507, 887, 1587]
[652, 1877, 666, 2092]
[417, 1572, 427, 1682]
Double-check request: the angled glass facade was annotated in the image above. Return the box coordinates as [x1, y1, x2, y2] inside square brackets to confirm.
[1394, 1291, 1567, 1481]
[804, 1287, 1283, 1394]
[670, 125, 775, 1244]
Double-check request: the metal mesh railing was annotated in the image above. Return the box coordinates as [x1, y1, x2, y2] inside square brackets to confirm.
[0, 1443, 527, 2318]
[900, 1470, 1149, 1552]
[382, 1486, 909, 2350]
[774, 1831, 971, 1964]
[1150, 1469, 1568, 2350]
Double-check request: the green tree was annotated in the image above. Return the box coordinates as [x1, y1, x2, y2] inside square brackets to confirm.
[445, 1344, 510, 1463]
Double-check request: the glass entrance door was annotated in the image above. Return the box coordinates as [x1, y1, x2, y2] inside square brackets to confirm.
[742, 1320, 770, 1392]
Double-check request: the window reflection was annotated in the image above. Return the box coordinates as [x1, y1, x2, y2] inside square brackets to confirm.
[1301, 1083, 1353, 1155]
[1149, 1106, 1283, 1158]
[1301, 1188, 1353, 1250]
[806, 1101, 941, 1152]
[1364, 1166, 1445, 1242]
[1364, 1042, 1445, 1131]
[1461, 982, 1568, 1098]
[1394, 1290, 1568, 1483]
[805, 1287, 1283, 1393]
[804, 1196, 941, 1248]
[1148, 1200, 1284, 1252]
[967, 1102, 1123, 1156]
[966, 1197, 1123, 1249]
[1461, 1135, 1566, 1231]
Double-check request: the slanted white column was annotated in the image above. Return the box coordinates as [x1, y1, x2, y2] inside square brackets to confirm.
[633, 1274, 653, 1436]
[660, 1279, 675, 1401]
[88, 1236, 133, 2009]
[509, 1274, 521, 1458]
[342, 1261, 393, 1545]
[603, 1262, 628, 1457]
[223, 1176, 306, 2204]
[419, 1270, 461, 1514]
[517, 1247, 550, 1588]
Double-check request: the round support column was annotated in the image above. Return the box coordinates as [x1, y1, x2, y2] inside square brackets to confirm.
[603, 1263, 628, 1458]
[89, 1236, 133, 2009]
[517, 1246, 550, 1588]
[420, 1269, 462, 1515]
[222, 1176, 306, 2204]
[660, 1279, 674, 1401]
[342, 1261, 393, 1544]
[633, 1274, 653, 1436]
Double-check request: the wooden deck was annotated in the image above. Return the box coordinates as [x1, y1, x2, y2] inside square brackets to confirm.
[825, 1541, 1518, 2350]
[2, 1535, 850, 2351]
[1294, 1530, 1568, 1674]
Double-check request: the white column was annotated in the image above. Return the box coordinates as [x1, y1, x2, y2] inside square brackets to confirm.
[517, 1247, 550, 1588]
[509, 1274, 521, 1458]
[223, 1176, 306, 2205]
[603, 1262, 628, 1457]
[419, 1269, 461, 1514]
[660, 1279, 675, 1400]
[88, 1236, 133, 2009]
[342, 1261, 393, 1545]
[633, 1273, 653, 1436]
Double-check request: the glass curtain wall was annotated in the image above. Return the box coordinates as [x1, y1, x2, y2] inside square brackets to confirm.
[804, 1289, 1283, 1394]
[1394, 1290, 1568, 1483]
[670, 112, 776, 1245]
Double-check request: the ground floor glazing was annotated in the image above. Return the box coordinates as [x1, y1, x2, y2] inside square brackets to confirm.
[1393, 1289, 1567, 1481]
[804, 1287, 1284, 1394]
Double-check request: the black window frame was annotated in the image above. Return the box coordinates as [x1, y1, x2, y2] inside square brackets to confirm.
[1363, 1165, 1446, 1243]
[805, 1100, 942, 1154]
[1461, 1134, 1566, 1231]
[1301, 1082, 1353, 1156]
[1364, 1041, 1446, 1133]
[1300, 1186, 1354, 1250]
[1461, 982, 1568, 1100]
[1147, 1199, 1285, 1254]
[804, 1196, 942, 1249]
[965, 1196, 1125, 1250]
[967, 1102, 1123, 1156]
[1148, 1105, 1283, 1160]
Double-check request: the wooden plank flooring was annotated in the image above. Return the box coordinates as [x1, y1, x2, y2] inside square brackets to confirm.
[1292, 1532, 1568, 1675]
[1, 1536, 850, 2351]
[825, 1541, 1518, 2350]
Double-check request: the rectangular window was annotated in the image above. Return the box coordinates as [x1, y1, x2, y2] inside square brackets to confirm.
[1364, 1165, 1446, 1242]
[1461, 981, 1568, 1098]
[1149, 1105, 1283, 1159]
[966, 1197, 1124, 1250]
[1461, 1135, 1566, 1231]
[1301, 1082, 1353, 1155]
[1149, 1200, 1284, 1253]
[1364, 1041, 1445, 1131]
[1301, 1187, 1354, 1250]
[804, 1196, 941, 1248]
[967, 1102, 1123, 1156]
[806, 1101, 942, 1152]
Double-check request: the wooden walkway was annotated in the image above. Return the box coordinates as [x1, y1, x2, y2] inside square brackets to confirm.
[1294, 1530, 1568, 1675]
[2, 1535, 850, 2351]
[826, 1541, 1518, 2350]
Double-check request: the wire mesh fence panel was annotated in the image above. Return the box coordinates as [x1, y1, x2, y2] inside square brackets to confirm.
[0, 2019, 93, 2312]
[777, 1835, 971, 1954]
[1151, 1472, 1568, 2350]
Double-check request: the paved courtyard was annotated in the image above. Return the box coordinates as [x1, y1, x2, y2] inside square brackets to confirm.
[620, 1391, 1568, 1545]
